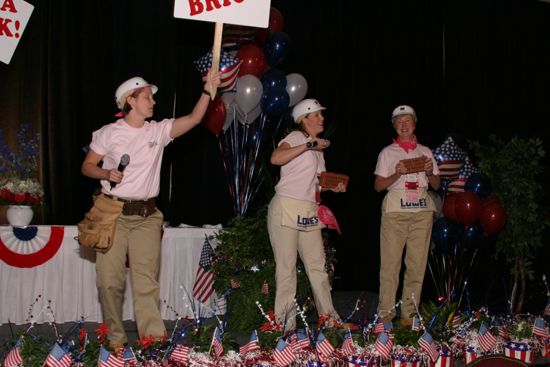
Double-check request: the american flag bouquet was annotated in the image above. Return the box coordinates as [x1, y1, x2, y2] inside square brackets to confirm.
[390, 346, 422, 367]
[461, 322, 500, 364]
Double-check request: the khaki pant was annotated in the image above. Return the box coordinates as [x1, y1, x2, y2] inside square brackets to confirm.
[96, 209, 166, 345]
[378, 207, 433, 321]
[267, 195, 340, 332]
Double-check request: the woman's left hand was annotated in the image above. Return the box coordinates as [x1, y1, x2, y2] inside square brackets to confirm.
[330, 182, 347, 193]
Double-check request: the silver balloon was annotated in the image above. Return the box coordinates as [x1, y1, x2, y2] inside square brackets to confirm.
[235, 75, 263, 114]
[236, 103, 261, 125]
[221, 92, 236, 132]
[285, 73, 308, 107]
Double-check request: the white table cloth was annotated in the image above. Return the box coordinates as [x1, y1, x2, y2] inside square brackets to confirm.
[0, 225, 221, 325]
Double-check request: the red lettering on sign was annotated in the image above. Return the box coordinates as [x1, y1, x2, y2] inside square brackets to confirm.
[187, 0, 245, 16]
[204, 0, 223, 12]
[0, 0, 17, 13]
[0, 18, 14, 37]
[188, 0, 204, 15]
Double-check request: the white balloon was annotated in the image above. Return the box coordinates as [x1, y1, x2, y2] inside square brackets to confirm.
[235, 75, 263, 114]
[286, 73, 308, 107]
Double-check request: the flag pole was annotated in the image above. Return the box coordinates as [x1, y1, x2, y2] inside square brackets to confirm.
[209, 22, 223, 99]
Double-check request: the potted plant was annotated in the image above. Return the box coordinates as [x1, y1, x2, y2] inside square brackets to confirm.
[0, 124, 43, 227]
[469, 135, 549, 313]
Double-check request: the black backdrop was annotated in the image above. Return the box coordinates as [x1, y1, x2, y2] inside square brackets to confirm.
[1, 0, 549, 307]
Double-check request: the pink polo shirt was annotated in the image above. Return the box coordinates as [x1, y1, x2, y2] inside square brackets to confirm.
[275, 131, 325, 203]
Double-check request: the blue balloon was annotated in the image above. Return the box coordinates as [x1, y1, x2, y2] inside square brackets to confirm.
[263, 32, 291, 67]
[260, 88, 290, 116]
[432, 217, 461, 254]
[463, 223, 484, 249]
[464, 172, 492, 197]
[261, 68, 287, 91]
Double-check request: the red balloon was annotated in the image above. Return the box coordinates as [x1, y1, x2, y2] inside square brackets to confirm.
[442, 194, 458, 222]
[237, 44, 267, 78]
[454, 191, 482, 226]
[255, 7, 284, 44]
[480, 200, 507, 234]
[202, 95, 226, 136]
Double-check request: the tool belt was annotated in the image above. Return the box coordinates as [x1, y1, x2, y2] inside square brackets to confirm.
[104, 194, 157, 217]
[77, 193, 124, 253]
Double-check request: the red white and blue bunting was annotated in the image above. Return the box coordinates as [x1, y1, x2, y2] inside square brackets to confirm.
[0, 226, 64, 268]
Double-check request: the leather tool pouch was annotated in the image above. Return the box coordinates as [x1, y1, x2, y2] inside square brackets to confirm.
[77, 194, 124, 253]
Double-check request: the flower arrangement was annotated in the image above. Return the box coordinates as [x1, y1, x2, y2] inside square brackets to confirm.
[0, 124, 43, 206]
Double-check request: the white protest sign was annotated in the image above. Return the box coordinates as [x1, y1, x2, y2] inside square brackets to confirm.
[0, 0, 34, 64]
[174, 0, 270, 28]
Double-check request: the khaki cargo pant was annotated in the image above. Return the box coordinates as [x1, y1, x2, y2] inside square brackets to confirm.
[96, 209, 166, 346]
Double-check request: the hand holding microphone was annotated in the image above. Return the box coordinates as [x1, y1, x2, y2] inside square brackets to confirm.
[306, 139, 331, 149]
[110, 154, 130, 189]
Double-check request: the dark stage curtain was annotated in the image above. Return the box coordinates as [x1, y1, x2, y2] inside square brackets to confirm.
[1, 0, 549, 299]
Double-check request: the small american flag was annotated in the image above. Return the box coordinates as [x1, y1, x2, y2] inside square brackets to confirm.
[340, 328, 355, 356]
[194, 51, 242, 92]
[240, 330, 260, 357]
[230, 279, 241, 289]
[315, 331, 335, 361]
[193, 236, 215, 303]
[3, 341, 22, 367]
[412, 316, 421, 331]
[432, 136, 466, 179]
[117, 346, 137, 365]
[290, 329, 310, 351]
[533, 317, 549, 338]
[498, 325, 509, 339]
[45, 344, 73, 367]
[261, 280, 269, 295]
[374, 320, 385, 334]
[418, 331, 439, 362]
[478, 323, 496, 352]
[448, 157, 478, 193]
[221, 24, 255, 49]
[98, 346, 124, 367]
[273, 338, 296, 367]
[210, 326, 224, 358]
[170, 344, 190, 363]
[374, 332, 393, 360]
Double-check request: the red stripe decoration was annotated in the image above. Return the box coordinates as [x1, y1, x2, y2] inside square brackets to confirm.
[0, 226, 64, 268]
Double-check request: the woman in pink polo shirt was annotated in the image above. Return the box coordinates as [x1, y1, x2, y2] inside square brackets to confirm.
[267, 98, 346, 333]
[374, 105, 440, 326]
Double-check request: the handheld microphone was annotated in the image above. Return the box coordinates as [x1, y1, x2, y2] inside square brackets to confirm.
[306, 139, 331, 149]
[110, 154, 130, 189]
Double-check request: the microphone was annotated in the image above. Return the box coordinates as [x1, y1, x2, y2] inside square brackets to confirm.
[110, 154, 130, 189]
[306, 139, 331, 149]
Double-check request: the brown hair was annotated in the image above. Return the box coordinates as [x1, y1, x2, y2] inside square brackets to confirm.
[120, 87, 145, 115]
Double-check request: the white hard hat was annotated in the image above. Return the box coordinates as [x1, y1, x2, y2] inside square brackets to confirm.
[391, 105, 416, 121]
[115, 77, 158, 109]
[292, 98, 326, 123]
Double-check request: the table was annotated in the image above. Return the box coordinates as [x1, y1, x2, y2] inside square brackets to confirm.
[0, 225, 222, 325]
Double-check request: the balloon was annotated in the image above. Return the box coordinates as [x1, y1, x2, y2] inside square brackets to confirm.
[480, 199, 507, 234]
[221, 92, 236, 131]
[236, 103, 261, 125]
[463, 223, 485, 249]
[442, 194, 458, 222]
[237, 44, 267, 78]
[201, 95, 226, 135]
[260, 88, 289, 116]
[454, 191, 482, 226]
[194, 50, 241, 92]
[465, 172, 492, 198]
[235, 75, 263, 114]
[432, 136, 467, 180]
[261, 68, 287, 91]
[255, 7, 284, 44]
[285, 73, 308, 107]
[263, 31, 291, 67]
[447, 157, 479, 194]
[432, 217, 461, 254]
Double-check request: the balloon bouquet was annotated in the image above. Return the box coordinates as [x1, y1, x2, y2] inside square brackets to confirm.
[194, 8, 309, 217]
[429, 136, 507, 308]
